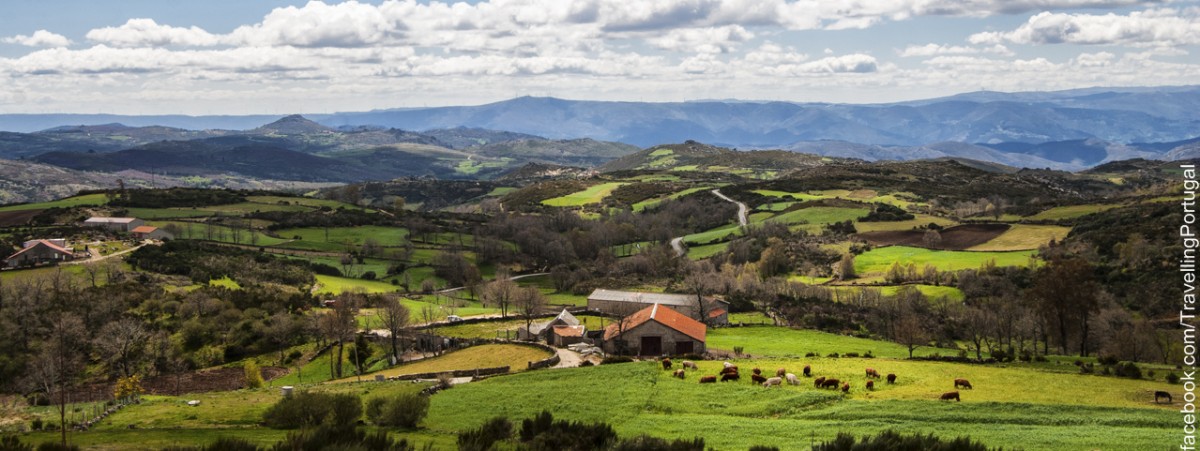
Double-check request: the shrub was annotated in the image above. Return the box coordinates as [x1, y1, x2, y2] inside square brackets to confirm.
[244, 361, 264, 389]
[35, 443, 81, 451]
[267, 425, 413, 451]
[361, 271, 377, 281]
[733, 346, 745, 356]
[458, 417, 512, 451]
[366, 394, 429, 428]
[815, 430, 998, 451]
[262, 392, 362, 430]
[989, 350, 1009, 362]
[805, 352, 817, 358]
[601, 356, 633, 365]
[1169, 372, 1181, 384]
[30, 418, 42, 431]
[613, 435, 705, 451]
[1097, 355, 1119, 366]
[0, 435, 31, 451]
[827, 353, 839, 358]
[1114, 362, 1142, 379]
[844, 352, 859, 358]
[749, 447, 781, 451]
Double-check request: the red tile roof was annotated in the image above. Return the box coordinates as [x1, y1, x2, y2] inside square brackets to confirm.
[5, 240, 74, 261]
[552, 325, 585, 338]
[131, 225, 158, 234]
[603, 303, 706, 342]
[707, 308, 727, 318]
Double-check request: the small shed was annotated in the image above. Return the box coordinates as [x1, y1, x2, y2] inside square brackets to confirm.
[602, 304, 706, 356]
[5, 240, 77, 268]
[550, 325, 586, 347]
[519, 309, 581, 342]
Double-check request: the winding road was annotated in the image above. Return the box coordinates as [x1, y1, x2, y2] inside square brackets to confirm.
[670, 189, 749, 257]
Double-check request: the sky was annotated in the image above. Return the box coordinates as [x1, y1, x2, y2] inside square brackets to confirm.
[0, 0, 1197, 115]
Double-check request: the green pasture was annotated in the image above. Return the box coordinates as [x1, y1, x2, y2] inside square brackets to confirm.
[336, 344, 553, 382]
[854, 246, 1037, 280]
[1024, 204, 1120, 221]
[270, 226, 409, 252]
[827, 284, 965, 303]
[541, 182, 627, 207]
[853, 214, 957, 233]
[0, 193, 108, 212]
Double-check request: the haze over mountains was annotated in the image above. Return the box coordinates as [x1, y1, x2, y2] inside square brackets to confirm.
[0, 86, 1196, 188]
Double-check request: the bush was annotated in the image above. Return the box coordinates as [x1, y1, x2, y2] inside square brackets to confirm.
[989, 350, 1009, 362]
[266, 424, 413, 451]
[1097, 355, 1119, 366]
[361, 271, 377, 281]
[366, 394, 429, 429]
[30, 418, 42, 431]
[518, 411, 618, 451]
[815, 430, 998, 451]
[458, 417, 512, 451]
[244, 361, 264, 389]
[35, 443, 80, 451]
[1114, 362, 1142, 379]
[601, 356, 633, 365]
[262, 392, 361, 430]
[827, 353, 839, 358]
[0, 436, 31, 451]
[613, 435, 705, 451]
[749, 447, 780, 451]
[844, 352, 859, 358]
[1169, 372, 1181, 384]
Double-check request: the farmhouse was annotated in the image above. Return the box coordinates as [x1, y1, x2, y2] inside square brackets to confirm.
[550, 325, 586, 347]
[518, 309, 582, 342]
[130, 225, 173, 240]
[84, 217, 144, 232]
[602, 303, 706, 356]
[587, 289, 729, 325]
[5, 239, 77, 268]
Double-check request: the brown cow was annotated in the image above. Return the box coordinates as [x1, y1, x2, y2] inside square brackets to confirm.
[841, 383, 850, 393]
[1156, 391, 1173, 404]
[822, 378, 841, 389]
[662, 358, 672, 370]
[865, 368, 880, 379]
[699, 375, 717, 384]
[954, 378, 973, 389]
[776, 368, 787, 377]
[752, 367, 762, 376]
[673, 369, 686, 379]
[886, 373, 897, 384]
[720, 365, 739, 375]
[865, 380, 874, 390]
[751, 374, 768, 384]
[814, 376, 826, 388]
[940, 391, 961, 401]
[803, 365, 811, 377]
[721, 372, 740, 382]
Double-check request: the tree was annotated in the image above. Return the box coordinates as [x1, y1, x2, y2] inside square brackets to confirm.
[482, 278, 519, 318]
[1027, 258, 1099, 356]
[330, 293, 362, 379]
[94, 318, 150, 378]
[835, 253, 855, 281]
[515, 287, 547, 340]
[376, 296, 410, 364]
[922, 229, 942, 248]
[682, 262, 716, 324]
[29, 314, 86, 447]
[265, 313, 301, 365]
[893, 312, 929, 359]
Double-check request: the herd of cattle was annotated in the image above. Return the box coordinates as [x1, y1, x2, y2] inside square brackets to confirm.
[661, 358, 970, 401]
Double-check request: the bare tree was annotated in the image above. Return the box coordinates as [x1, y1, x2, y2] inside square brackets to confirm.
[29, 314, 86, 447]
[329, 293, 361, 378]
[515, 287, 547, 340]
[482, 278, 519, 318]
[376, 296, 410, 364]
[265, 312, 301, 365]
[894, 312, 929, 359]
[95, 318, 150, 378]
[682, 261, 716, 324]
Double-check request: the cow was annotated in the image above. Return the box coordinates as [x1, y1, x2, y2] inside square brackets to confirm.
[814, 377, 826, 388]
[886, 373, 897, 384]
[720, 365, 739, 376]
[954, 378, 973, 389]
[776, 368, 787, 377]
[865, 380, 874, 390]
[865, 368, 880, 379]
[785, 373, 799, 385]
[763, 377, 783, 388]
[721, 372, 740, 382]
[662, 358, 672, 370]
[723, 361, 734, 369]
[699, 376, 717, 384]
[1156, 391, 1173, 404]
[681, 360, 698, 370]
[822, 378, 841, 389]
[673, 369, 686, 379]
[752, 367, 762, 376]
[751, 373, 768, 384]
[841, 383, 850, 393]
[802, 365, 811, 377]
[940, 391, 961, 402]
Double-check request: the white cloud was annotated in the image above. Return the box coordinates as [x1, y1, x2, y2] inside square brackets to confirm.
[86, 19, 220, 47]
[228, 0, 400, 47]
[899, 43, 1013, 57]
[969, 8, 1200, 46]
[648, 25, 754, 54]
[2, 30, 71, 48]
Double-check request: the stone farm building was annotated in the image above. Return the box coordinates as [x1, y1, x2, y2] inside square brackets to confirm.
[602, 303, 706, 356]
[131, 225, 173, 240]
[84, 217, 144, 232]
[518, 309, 582, 343]
[587, 289, 729, 325]
[5, 239, 77, 268]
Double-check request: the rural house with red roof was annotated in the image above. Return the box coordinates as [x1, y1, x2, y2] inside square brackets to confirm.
[602, 303, 706, 356]
[130, 225, 173, 240]
[5, 239, 78, 268]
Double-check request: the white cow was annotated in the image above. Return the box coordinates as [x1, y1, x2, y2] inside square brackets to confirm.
[682, 360, 698, 370]
[785, 373, 800, 385]
[763, 377, 783, 388]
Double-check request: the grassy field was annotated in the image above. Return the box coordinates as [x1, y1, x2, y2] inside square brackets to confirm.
[968, 224, 1071, 251]
[682, 224, 741, 245]
[708, 326, 958, 359]
[828, 285, 966, 303]
[271, 226, 409, 252]
[686, 242, 729, 260]
[854, 246, 1037, 280]
[541, 182, 626, 207]
[632, 186, 712, 212]
[0, 193, 108, 212]
[1024, 204, 1120, 221]
[767, 207, 870, 231]
[425, 360, 1174, 450]
[313, 274, 401, 295]
[146, 220, 291, 246]
[853, 214, 957, 233]
[341, 344, 553, 381]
